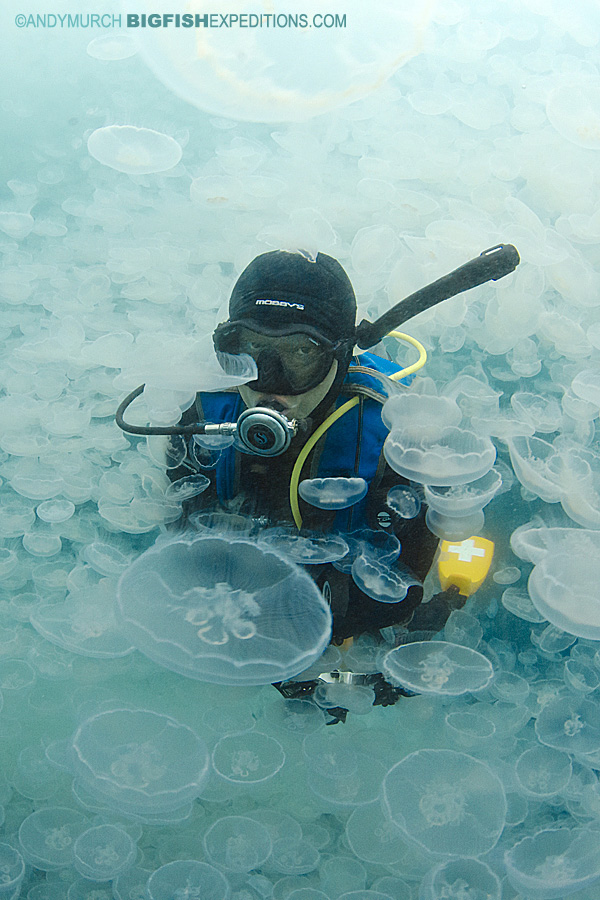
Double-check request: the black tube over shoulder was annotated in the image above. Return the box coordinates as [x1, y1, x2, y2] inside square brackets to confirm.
[355, 243, 520, 349]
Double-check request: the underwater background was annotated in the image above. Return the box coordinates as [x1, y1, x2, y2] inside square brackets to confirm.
[2, 0, 600, 897]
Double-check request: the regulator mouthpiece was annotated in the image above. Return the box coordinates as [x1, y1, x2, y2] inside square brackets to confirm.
[115, 387, 298, 457]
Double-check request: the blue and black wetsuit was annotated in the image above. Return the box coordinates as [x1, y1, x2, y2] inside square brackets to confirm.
[168, 353, 443, 641]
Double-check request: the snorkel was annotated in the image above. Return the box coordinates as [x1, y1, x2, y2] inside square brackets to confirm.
[115, 244, 520, 463]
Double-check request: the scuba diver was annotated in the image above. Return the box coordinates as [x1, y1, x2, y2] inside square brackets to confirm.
[116, 245, 519, 720]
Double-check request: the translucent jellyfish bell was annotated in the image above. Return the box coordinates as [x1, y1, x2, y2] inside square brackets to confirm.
[384, 426, 496, 486]
[124, 0, 431, 123]
[203, 816, 272, 872]
[424, 468, 502, 516]
[505, 827, 600, 899]
[298, 477, 368, 510]
[386, 485, 421, 519]
[71, 708, 210, 815]
[420, 858, 501, 900]
[146, 860, 230, 900]
[383, 749, 506, 857]
[257, 528, 349, 565]
[546, 79, 600, 150]
[116, 535, 332, 684]
[351, 555, 420, 604]
[382, 641, 494, 695]
[87, 125, 182, 175]
[73, 825, 137, 880]
[212, 731, 285, 784]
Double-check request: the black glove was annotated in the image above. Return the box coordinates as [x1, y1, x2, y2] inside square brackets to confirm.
[408, 586, 463, 633]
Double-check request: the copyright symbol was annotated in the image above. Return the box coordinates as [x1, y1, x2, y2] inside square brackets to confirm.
[15, 13, 26, 26]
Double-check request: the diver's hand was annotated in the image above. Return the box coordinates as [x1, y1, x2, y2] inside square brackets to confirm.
[408, 587, 463, 633]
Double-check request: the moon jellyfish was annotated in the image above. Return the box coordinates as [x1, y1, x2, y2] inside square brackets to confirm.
[116, 535, 332, 684]
[257, 528, 349, 564]
[515, 745, 572, 798]
[125, 0, 431, 122]
[382, 641, 494, 695]
[424, 468, 502, 517]
[164, 473, 210, 501]
[386, 485, 421, 519]
[298, 477, 368, 510]
[384, 426, 496, 486]
[528, 543, 600, 639]
[420, 858, 501, 900]
[345, 801, 407, 865]
[86, 34, 138, 60]
[19, 807, 90, 870]
[87, 125, 182, 175]
[506, 436, 563, 503]
[501, 587, 547, 623]
[71, 708, 210, 816]
[382, 750, 506, 857]
[0, 211, 34, 240]
[145, 860, 230, 900]
[73, 825, 137, 880]
[546, 80, 600, 150]
[535, 696, 600, 754]
[35, 499, 75, 523]
[351, 555, 420, 603]
[333, 529, 401, 574]
[212, 731, 285, 784]
[269, 839, 320, 875]
[0, 844, 25, 898]
[382, 393, 462, 439]
[505, 827, 600, 899]
[203, 816, 272, 872]
[30, 581, 135, 659]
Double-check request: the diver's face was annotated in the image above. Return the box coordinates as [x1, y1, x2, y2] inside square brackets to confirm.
[239, 360, 338, 420]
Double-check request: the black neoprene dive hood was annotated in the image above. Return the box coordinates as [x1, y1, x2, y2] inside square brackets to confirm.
[115, 243, 520, 443]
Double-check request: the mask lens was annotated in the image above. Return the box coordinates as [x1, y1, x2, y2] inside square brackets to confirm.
[215, 325, 334, 394]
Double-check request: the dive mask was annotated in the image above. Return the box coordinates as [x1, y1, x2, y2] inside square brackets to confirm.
[213, 322, 351, 395]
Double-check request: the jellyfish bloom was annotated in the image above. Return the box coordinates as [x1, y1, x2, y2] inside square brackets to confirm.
[71, 708, 210, 816]
[145, 860, 230, 900]
[87, 125, 182, 175]
[382, 749, 506, 857]
[298, 477, 368, 510]
[505, 827, 600, 899]
[203, 816, 272, 872]
[73, 825, 137, 880]
[384, 426, 496, 486]
[116, 535, 332, 684]
[382, 641, 494, 695]
[420, 858, 501, 900]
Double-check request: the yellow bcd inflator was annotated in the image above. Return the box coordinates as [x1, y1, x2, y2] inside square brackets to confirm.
[438, 536, 495, 598]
